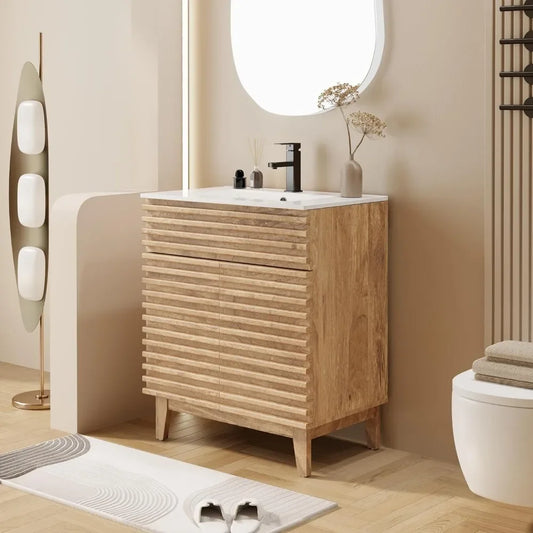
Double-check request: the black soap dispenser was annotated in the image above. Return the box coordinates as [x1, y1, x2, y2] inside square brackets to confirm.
[233, 169, 246, 189]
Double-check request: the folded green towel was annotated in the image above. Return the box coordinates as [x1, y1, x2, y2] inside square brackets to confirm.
[475, 372, 533, 390]
[473, 357, 533, 384]
[485, 340, 533, 367]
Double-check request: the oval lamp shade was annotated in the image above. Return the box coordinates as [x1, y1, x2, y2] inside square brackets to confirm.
[17, 246, 46, 301]
[17, 174, 46, 228]
[17, 100, 45, 154]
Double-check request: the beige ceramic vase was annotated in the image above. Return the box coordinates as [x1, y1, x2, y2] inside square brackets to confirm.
[341, 158, 362, 198]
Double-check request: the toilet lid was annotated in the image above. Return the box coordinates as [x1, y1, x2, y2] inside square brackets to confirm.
[453, 369, 533, 408]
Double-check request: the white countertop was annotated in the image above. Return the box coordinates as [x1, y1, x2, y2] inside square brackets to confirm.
[141, 187, 388, 210]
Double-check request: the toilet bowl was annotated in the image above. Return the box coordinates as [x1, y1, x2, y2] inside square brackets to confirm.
[452, 369, 533, 507]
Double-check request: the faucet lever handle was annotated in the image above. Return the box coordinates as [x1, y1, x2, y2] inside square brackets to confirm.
[275, 142, 301, 151]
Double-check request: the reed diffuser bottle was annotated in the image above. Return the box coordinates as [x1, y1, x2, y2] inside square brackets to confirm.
[248, 138, 264, 188]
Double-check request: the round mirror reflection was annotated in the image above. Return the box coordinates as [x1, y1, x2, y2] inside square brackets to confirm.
[231, 0, 384, 117]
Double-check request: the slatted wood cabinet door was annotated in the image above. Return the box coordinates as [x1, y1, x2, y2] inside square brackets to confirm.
[141, 198, 388, 476]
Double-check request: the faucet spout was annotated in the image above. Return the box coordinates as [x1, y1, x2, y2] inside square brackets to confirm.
[268, 161, 292, 170]
[267, 143, 302, 193]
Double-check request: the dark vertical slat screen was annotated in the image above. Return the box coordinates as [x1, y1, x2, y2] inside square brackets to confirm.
[491, 1, 533, 342]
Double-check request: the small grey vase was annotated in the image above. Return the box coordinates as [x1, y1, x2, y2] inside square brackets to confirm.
[249, 166, 263, 188]
[341, 159, 362, 198]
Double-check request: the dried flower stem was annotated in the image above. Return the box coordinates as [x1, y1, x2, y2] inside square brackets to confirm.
[352, 133, 366, 158]
[339, 106, 352, 156]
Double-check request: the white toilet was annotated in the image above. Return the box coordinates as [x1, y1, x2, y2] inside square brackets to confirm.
[452, 369, 533, 507]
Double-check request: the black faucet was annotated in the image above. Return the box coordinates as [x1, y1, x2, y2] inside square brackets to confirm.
[268, 142, 302, 193]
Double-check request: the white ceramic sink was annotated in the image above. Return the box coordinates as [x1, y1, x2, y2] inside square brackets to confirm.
[141, 187, 387, 210]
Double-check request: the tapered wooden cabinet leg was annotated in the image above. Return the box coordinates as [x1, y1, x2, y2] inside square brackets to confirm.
[155, 397, 170, 441]
[293, 431, 312, 477]
[365, 407, 381, 450]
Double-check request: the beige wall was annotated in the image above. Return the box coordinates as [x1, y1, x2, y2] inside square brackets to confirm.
[0, 0, 489, 462]
[190, 0, 490, 462]
[0, 0, 181, 369]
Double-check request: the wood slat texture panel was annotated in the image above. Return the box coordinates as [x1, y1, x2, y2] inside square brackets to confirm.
[142, 215, 308, 241]
[142, 339, 219, 365]
[143, 386, 308, 433]
[143, 289, 308, 325]
[142, 302, 309, 338]
[142, 252, 311, 427]
[143, 200, 311, 270]
[143, 350, 307, 393]
[490, 1, 533, 342]
[143, 253, 311, 319]
[217, 391, 309, 422]
[167, 397, 306, 434]
[142, 228, 308, 254]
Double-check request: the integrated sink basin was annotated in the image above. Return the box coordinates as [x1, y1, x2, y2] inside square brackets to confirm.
[141, 186, 387, 210]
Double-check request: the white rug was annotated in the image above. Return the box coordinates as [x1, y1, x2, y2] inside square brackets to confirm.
[0, 435, 336, 532]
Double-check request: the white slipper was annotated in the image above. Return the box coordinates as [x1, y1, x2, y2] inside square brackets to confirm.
[230, 499, 261, 533]
[194, 500, 229, 533]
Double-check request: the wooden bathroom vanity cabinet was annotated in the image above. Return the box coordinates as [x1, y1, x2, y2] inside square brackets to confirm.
[141, 192, 388, 476]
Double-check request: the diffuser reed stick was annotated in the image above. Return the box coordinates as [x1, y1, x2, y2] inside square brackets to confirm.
[248, 137, 264, 168]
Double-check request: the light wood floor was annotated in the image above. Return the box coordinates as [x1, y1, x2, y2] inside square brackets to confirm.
[1, 363, 533, 532]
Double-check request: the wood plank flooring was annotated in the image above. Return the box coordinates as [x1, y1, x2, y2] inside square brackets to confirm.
[1, 362, 533, 532]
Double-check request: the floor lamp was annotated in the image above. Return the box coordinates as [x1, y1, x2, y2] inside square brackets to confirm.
[8, 34, 50, 410]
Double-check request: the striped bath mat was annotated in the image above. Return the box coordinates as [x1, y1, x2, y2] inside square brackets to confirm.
[0, 435, 336, 532]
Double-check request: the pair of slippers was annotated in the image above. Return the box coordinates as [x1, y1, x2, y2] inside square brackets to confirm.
[194, 499, 261, 533]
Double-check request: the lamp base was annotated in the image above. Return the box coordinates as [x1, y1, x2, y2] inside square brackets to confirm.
[12, 390, 50, 410]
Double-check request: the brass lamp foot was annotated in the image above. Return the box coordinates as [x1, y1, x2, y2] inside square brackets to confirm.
[12, 390, 50, 410]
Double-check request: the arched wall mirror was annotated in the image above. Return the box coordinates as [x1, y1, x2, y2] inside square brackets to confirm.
[231, 0, 385, 117]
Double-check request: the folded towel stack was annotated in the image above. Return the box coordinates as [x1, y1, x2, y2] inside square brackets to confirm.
[473, 340, 533, 389]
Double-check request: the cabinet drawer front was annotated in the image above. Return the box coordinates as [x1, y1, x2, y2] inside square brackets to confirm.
[142, 200, 310, 270]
